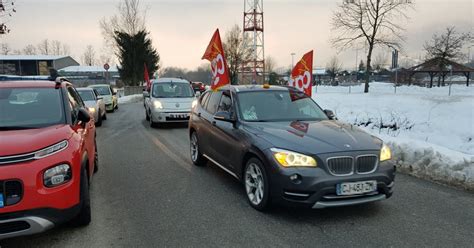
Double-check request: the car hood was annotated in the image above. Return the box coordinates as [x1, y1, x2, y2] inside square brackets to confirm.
[0, 124, 73, 156]
[243, 120, 382, 155]
[156, 97, 195, 110]
[83, 100, 98, 108]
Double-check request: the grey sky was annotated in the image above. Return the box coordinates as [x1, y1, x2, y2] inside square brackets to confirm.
[1, 0, 472, 70]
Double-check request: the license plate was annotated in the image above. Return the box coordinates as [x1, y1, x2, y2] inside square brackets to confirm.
[0, 193, 4, 208]
[170, 114, 188, 119]
[336, 180, 377, 196]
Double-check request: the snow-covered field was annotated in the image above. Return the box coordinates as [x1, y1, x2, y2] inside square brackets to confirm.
[118, 94, 143, 104]
[314, 83, 474, 190]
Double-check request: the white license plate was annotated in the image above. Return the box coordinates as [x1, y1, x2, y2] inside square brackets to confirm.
[169, 114, 188, 118]
[336, 180, 377, 196]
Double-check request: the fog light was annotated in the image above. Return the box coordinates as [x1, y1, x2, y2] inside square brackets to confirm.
[289, 174, 302, 184]
[44, 164, 72, 187]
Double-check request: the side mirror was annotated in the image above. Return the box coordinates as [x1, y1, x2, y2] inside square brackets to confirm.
[78, 108, 91, 124]
[214, 111, 235, 123]
[324, 109, 336, 120]
[143, 91, 150, 98]
[195, 91, 201, 98]
[112, 91, 117, 96]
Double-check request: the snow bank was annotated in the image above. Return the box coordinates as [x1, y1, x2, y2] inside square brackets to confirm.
[118, 94, 143, 104]
[314, 83, 474, 190]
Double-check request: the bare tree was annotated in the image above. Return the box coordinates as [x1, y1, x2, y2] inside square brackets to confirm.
[331, 0, 414, 93]
[326, 56, 343, 82]
[222, 24, 253, 85]
[23, 44, 37, 55]
[82, 45, 97, 66]
[37, 39, 50, 55]
[100, 0, 146, 51]
[265, 56, 277, 73]
[373, 52, 388, 70]
[424, 26, 471, 61]
[0, 43, 11, 55]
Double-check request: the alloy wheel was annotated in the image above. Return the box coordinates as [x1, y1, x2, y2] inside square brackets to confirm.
[245, 163, 265, 205]
[190, 133, 199, 162]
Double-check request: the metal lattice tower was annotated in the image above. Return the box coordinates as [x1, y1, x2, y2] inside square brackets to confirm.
[241, 0, 265, 84]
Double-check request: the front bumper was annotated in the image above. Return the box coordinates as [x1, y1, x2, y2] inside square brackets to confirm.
[150, 109, 191, 123]
[105, 103, 114, 111]
[264, 151, 396, 209]
[0, 205, 80, 240]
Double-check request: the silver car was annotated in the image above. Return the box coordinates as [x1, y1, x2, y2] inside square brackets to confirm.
[144, 78, 198, 127]
[77, 87, 107, 126]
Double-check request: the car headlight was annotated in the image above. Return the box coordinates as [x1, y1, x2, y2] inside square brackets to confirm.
[380, 144, 392, 162]
[191, 99, 198, 109]
[44, 164, 72, 187]
[270, 148, 317, 167]
[153, 100, 163, 109]
[88, 107, 96, 113]
[34, 140, 68, 159]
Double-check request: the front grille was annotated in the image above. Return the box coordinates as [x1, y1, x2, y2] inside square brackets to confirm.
[0, 180, 23, 207]
[327, 157, 353, 175]
[0, 153, 35, 165]
[0, 221, 31, 234]
[356, 155, 378, 173]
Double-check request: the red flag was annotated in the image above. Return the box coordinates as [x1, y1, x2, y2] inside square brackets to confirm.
[144, 63, 151, 91]
[289, 50, 313, 96]
[202, 29, 230, 91]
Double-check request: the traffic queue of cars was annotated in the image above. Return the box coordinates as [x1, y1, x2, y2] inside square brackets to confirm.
[145, 78, 395, 211]
[0, 77, 119, 240]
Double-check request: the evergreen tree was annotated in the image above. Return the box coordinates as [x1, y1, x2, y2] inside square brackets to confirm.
[114, 30, 160, 86]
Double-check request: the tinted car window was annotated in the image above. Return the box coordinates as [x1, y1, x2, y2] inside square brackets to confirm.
[237, 89, 328, 122]
[217, 91, 232, 113]
[78, 90, 96, 101]
[200, 91, 210, 108]
[0, 87, 66, 129]
[205, 92, 222, 114]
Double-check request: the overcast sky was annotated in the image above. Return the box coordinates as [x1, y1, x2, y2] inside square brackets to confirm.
[1, 0, 472, 70]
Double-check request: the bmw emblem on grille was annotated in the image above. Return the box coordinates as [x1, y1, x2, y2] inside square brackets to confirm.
[344, 144, 351, 148]
[175, 103, 180, 108]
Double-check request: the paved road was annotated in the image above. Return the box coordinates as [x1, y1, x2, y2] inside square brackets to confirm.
[2, 101, 473, 248]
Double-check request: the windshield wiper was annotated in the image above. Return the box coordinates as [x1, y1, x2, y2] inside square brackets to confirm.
[0, 126, 36, 131]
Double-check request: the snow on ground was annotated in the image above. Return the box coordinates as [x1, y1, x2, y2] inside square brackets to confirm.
[118, 94, 143, 104]
[314, 82, 474, 190]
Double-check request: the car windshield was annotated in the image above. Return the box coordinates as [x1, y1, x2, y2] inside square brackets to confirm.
[237, 89, 328, 122]
[78, 90, 96, 101]
[152, 82, 194, 98]
[0, 87, 66, 130]
[90, 86, 111, 96]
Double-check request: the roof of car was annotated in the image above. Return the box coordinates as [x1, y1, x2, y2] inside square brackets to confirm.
[88, 84, 110, 87]
[76, 87, 94, 91]
[0, 80, 64, 88]
[152, 77, 189, 84]
[218, 84, 290, 93]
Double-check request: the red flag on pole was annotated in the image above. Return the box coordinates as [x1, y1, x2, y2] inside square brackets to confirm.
[288, 50, 313, 96]
[144, 63, 151, 91]
[202, 29, 230, 91]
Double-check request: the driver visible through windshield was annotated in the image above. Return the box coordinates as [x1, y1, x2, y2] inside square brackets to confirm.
[152, 82, 194, 98]
[237, 89, 328, 122]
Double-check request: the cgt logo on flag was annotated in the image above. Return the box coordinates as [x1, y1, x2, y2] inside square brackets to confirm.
[202, 29, 230, 91]
[289, 50, 313, 96]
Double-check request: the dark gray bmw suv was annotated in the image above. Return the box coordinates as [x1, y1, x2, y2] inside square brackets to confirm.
[188, 85, 395, 211]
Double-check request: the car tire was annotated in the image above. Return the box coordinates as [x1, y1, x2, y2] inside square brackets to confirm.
[146, 110, 150, 121]
[244, 158, 271, 211]
[149, 113, 157, 128]
[96, 114, 102, 127]
[71, 167, 91, 226]
[93, 142, 99, 173]
[102, 112, 107, 120]
[190, 131, 207, 166]
[115, 103, 118, 110]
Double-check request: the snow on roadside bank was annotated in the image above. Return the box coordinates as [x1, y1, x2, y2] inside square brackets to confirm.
[314, 83, 474, 190]
[118, 94, 143, 104]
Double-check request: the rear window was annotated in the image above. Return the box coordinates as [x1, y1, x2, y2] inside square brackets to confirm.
[0, 87, 66, 130]
[90, 86, 111, 96]
[78, 90, 96, 101]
